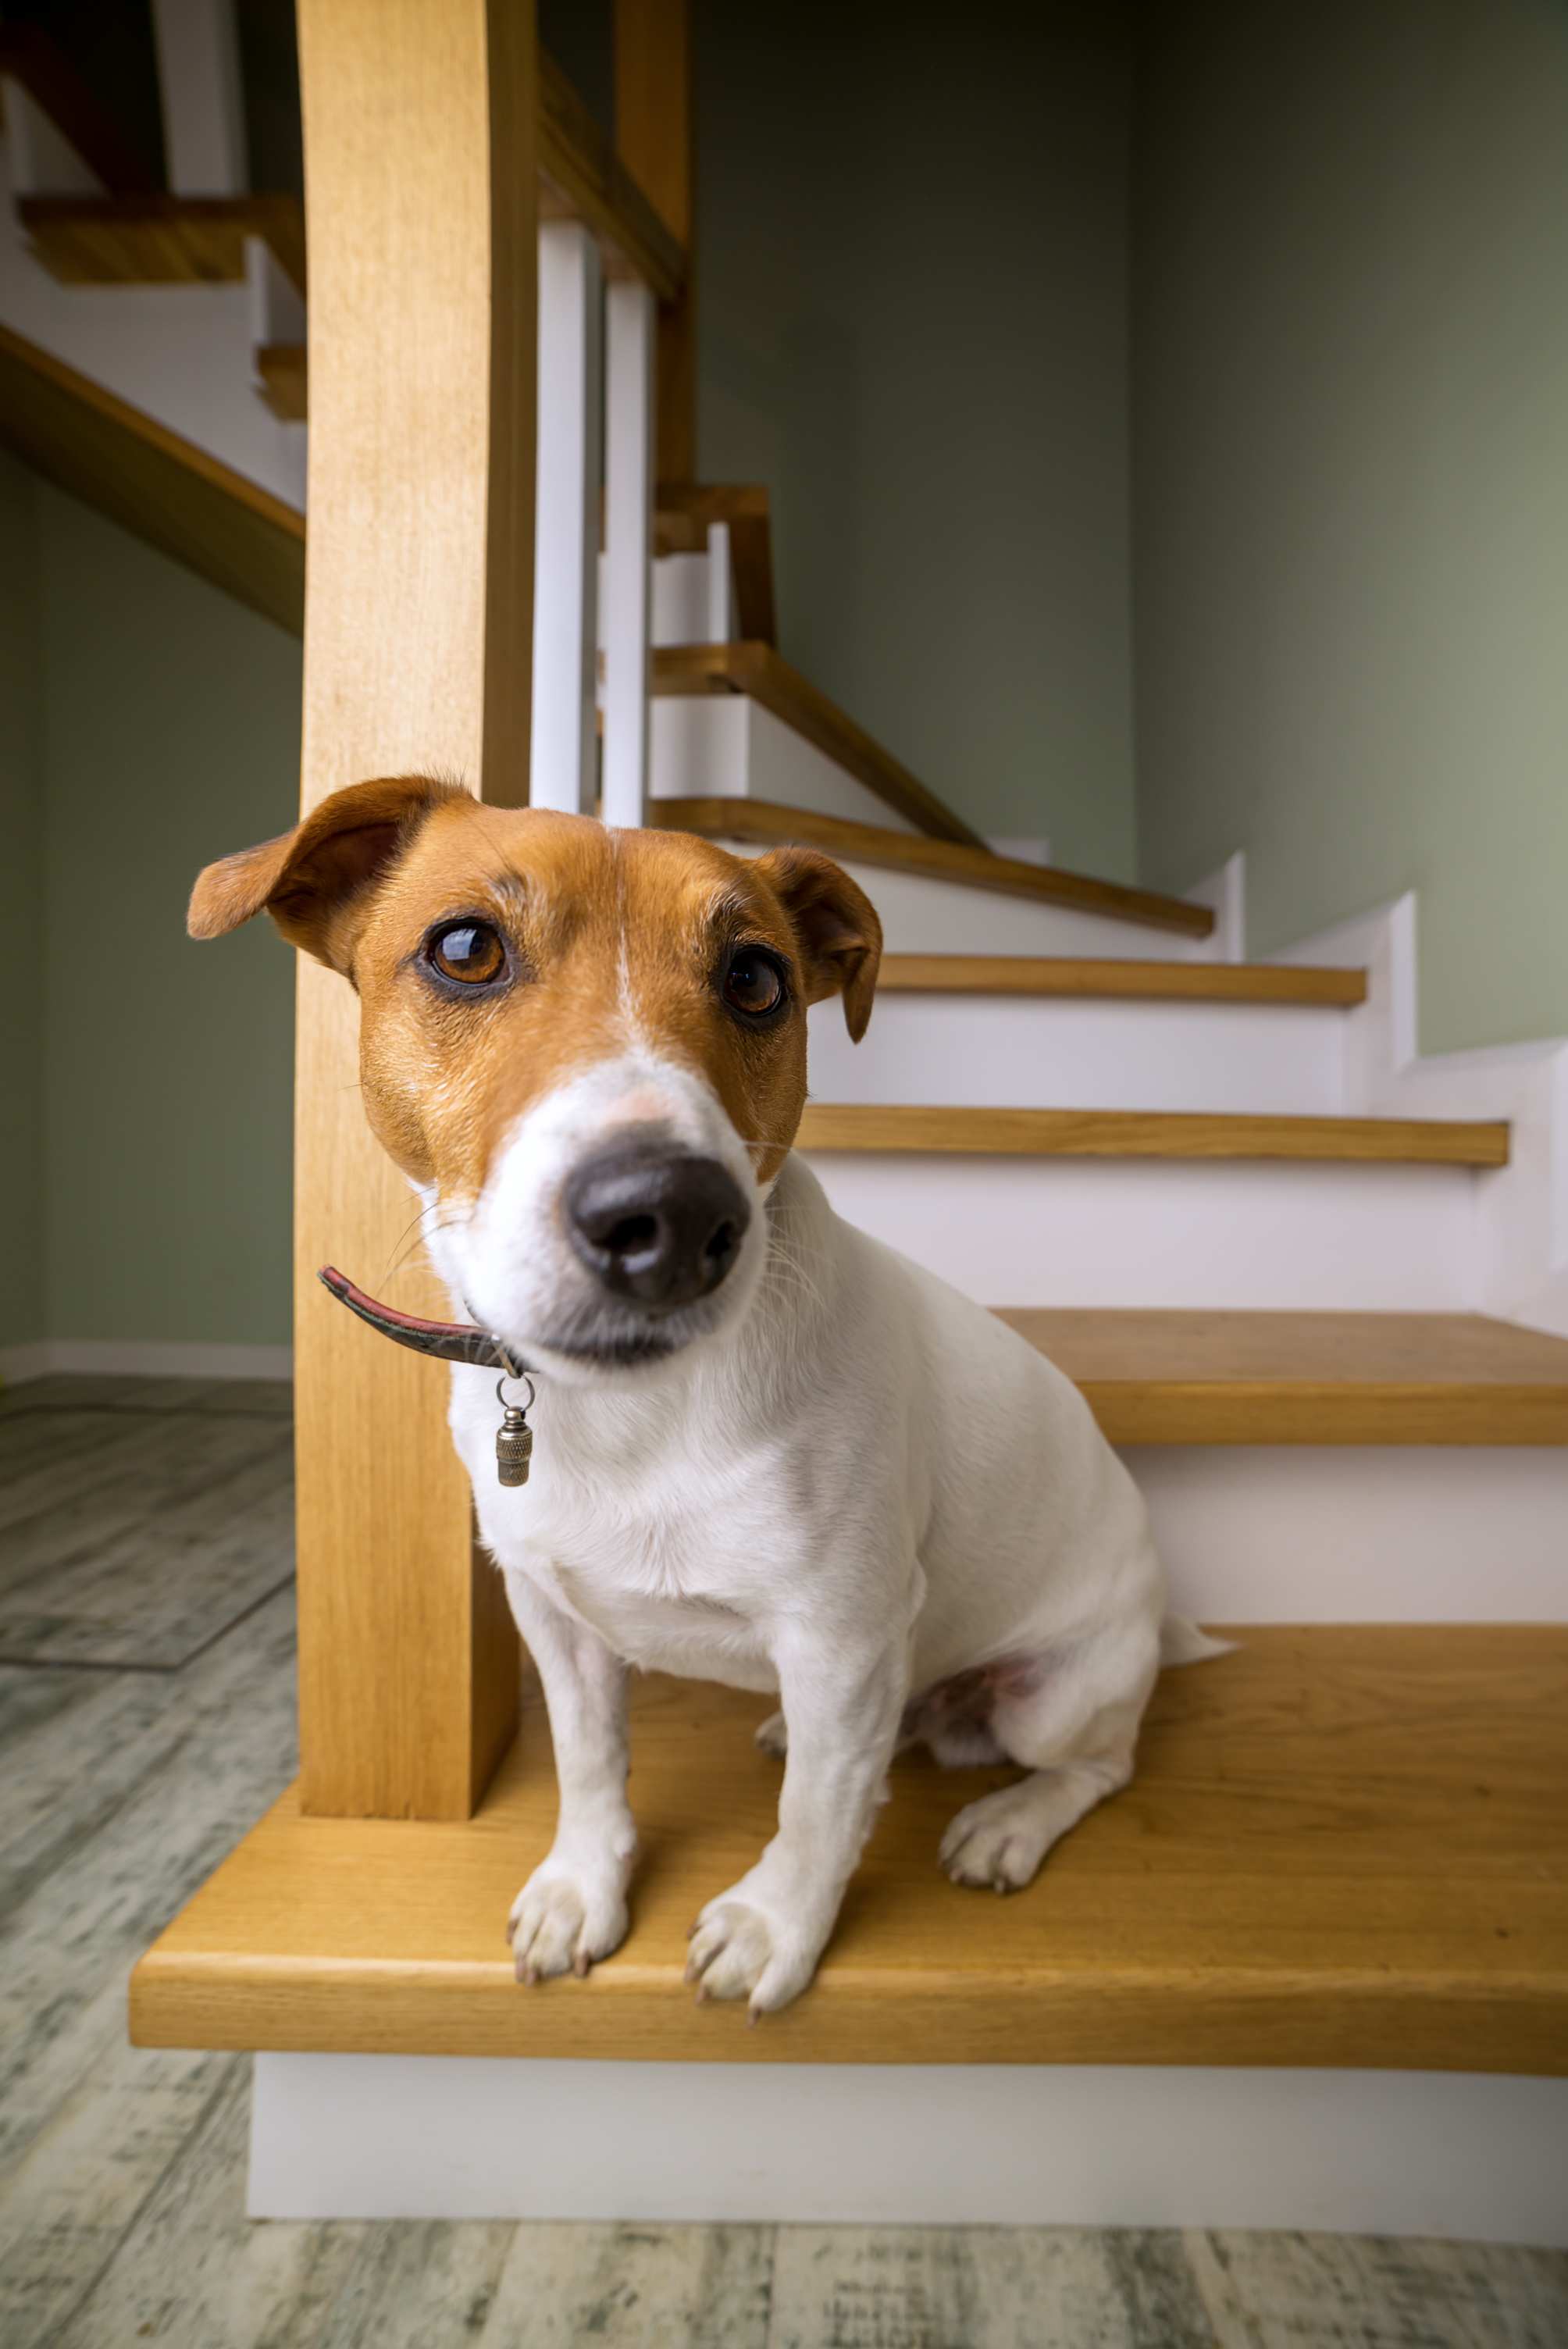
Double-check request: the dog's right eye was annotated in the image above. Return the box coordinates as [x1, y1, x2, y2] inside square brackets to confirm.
[429, 922, 505, 986]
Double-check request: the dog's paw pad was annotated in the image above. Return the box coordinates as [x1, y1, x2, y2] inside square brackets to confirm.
[685, 1894, 814, 2014]
[754, 1709, 788, 1760]
[508, 1863, 629, 1985]
[939, 1785, 1053, 1892]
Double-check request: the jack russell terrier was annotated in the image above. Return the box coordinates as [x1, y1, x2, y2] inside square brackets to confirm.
[191, 775, 1214, 2018]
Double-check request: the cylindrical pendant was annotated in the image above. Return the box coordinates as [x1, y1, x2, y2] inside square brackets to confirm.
[497, 1410, 533, 1487]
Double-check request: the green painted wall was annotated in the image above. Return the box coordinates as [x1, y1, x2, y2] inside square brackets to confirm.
[0, 449, 47, 1351]
[3, 471, 302, 1351]
[1132, 0, 1568, 1052]
[697, 0, 1139, 877]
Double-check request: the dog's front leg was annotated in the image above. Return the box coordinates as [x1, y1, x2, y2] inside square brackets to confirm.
[502, 1565, 637, 1984]
[686, 1633, 908, 2017]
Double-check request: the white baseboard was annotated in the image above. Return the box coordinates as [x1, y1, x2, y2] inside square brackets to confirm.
[0, 1338, 294, 1385]
[249, 2053, 1568, 2241]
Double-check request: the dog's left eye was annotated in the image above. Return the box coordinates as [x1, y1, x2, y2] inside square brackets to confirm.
[429, 922, 505, 986]
[722, 948, 786, 1018]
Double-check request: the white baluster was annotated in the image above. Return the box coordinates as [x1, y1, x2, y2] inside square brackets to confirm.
[530, 222, 604, 816]
[601, 277, 655, 829]
[705, 520, 733, 643]
[149, 0, 248, 194]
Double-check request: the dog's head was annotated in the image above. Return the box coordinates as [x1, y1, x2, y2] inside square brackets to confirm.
[190, 776, 881, 1379]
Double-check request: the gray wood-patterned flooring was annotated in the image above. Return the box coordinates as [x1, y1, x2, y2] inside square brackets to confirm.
[2, 1374, 1566, 2347]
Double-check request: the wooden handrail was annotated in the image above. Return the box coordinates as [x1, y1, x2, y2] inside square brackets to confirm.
[537, 49, 684, 301]
[654, 644, 990, 847]
[655, 793, 1217, 936]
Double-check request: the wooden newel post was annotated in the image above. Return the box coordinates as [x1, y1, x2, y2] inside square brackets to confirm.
[292, 0, 537, 1819]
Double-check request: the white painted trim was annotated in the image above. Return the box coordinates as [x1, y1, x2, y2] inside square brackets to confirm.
[0, 1339, 293, 1385]
[601, 278, 655, 828]
[250, 2053, 1568, 2240]
[529, 222, 603, 816]
[1272, 892, 1568, 1336]
[1184, 849, 1247, 963]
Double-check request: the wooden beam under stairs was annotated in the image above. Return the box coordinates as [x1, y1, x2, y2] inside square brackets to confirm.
[796, 1103, 1509, 1165]
[878, 954, 1367, 1005]
[0, 321, 305, 632]
[1007, 1309, 1568, 1444]
[654, 658, 990, 849]
[129, 1626, 1568, 2071]
[657, 792, 1213, 931]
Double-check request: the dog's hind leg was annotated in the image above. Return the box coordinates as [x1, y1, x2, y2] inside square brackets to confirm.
[938, 1630, 1158, 1894]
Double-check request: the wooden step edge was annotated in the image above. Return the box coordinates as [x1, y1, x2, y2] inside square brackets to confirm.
[18, 191, 308, 297]
[0, 321, 306, 635]
[653, 651, 989, 850]
[795, 1104, 1511, 1167]
[1073, 1381, 1568, 1445]
[654, 788, 1215, 938]
[127, 1934, 1568, 2073]
[877, 955, 1367, 1005]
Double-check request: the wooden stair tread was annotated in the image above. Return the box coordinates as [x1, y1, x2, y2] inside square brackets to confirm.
[130, 1629, 1568, 2072]
[18, 192, 308, 297]
[796, 1103, 1509, 1166]
[878, 954, 1367, 1006]
[655, 786, 1213, 934]
[1001, 1310, 1568, 1444]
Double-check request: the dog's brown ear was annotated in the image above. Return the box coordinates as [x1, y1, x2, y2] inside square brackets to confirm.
[754, 846, 883, 1042]
[188, 775, 464, 971]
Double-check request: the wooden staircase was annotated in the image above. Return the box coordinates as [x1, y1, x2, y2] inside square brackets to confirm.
[16, 0, 1559, 2229]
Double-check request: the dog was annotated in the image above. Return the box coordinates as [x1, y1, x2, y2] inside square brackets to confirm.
[191, 774, 1211, 2017]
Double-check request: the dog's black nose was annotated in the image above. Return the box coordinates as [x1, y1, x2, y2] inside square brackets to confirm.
[564, 1150, 750, 1312]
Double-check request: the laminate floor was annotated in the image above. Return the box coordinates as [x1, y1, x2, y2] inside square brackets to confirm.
[2, 1375, 1565, 2347]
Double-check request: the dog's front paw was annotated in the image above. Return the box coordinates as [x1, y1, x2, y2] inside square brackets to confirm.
[508, 1846, 632, 1984]
[685, 1887, 821, 2016]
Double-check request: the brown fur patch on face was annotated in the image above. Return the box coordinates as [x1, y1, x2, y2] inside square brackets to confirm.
[344, 804, 843, 1200]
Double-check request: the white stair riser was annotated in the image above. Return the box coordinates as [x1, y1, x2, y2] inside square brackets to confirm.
[0, 134, 306, 511]
[801, 1153, 1477, 1310]
[649, 696, 921, 833]
[250, 2055, 1568, 2241]
[840, 860, 1217, 958]
[810, 992, 1349, 1116]
[1132, 1446, 1568, 1622]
